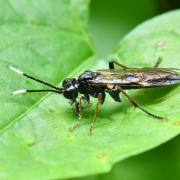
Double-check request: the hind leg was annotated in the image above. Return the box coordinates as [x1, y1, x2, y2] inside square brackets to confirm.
[154, 57, 162, 68]
[114, 85, 166, 120]
[109, 60, 128, 69]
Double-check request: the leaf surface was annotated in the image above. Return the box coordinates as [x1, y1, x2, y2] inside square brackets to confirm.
[0, 1, 179, 179]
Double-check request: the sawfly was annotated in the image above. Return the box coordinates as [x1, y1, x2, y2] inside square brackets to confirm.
[9, 59, 180, 134]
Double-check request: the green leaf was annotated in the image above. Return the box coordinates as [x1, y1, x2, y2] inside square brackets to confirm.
[0, 0, 90, 33]
[108, 135, 180, 180]
[0, 1, 179, 179]
[76, 135, 180, 180]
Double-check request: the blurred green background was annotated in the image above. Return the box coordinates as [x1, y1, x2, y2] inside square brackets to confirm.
[89, 0, 180, 56]
[73, 0, 180, 179]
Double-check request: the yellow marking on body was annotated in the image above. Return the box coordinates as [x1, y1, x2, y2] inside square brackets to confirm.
[107, 84, 114, 89]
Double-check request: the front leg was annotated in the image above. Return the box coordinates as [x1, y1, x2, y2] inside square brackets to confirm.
[82, 94, 90, 104]
[70, 96, 83, 131]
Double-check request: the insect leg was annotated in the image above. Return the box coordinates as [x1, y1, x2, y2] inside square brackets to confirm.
[115, 86, 165, 119]
[70, 96, 83, 131]
[89, 93, 103, 135]
[154, 57, 162, 68]
[83, 94, 90, 104]
[108, 88, 121, 102]
[109, 60, 128, 69]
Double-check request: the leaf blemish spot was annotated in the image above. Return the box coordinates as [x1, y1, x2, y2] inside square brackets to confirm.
[52, 123, 59, 129]
[48, 108, 56, 113]
[171, 105, 175, 108]
[27, 141, 37, 147]
[96, 152, 107, 159]
[172, 121, 180, 126]
[154, 40, 166, 48]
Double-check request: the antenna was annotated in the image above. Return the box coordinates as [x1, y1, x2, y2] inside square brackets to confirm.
[8, 66, 61, 90]
[12, 89, 62, 95]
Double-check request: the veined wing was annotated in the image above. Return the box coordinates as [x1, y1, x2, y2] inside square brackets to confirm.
[91, 68, 180, 88]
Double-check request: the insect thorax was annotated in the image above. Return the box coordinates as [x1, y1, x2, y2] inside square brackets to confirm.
[77, 70, 105, 97]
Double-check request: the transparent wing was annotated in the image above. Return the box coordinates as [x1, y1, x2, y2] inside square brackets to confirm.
[91, 68, 180, 88]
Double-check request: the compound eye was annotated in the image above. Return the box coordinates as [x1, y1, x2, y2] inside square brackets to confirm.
[62, 79, 69, 87]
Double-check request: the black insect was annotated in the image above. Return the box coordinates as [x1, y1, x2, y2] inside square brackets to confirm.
[9, 59, 180, 134]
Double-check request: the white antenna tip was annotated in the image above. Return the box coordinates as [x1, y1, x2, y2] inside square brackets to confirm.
[8, 66, 23, 75]
[12, 89, 27, 95]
